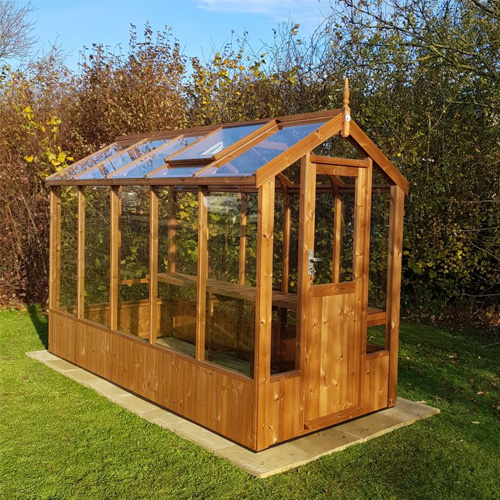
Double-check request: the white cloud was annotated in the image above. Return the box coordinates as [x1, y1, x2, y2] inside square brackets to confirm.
[197, 0, 319, 16]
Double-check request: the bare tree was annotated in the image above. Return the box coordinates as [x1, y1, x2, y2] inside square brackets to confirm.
[0, 0, 36, 60]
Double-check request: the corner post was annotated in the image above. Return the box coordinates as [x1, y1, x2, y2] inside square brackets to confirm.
[110, 186, 120, 330]
[149, 187, 159, 344]
[196, 186, 209, 361]
[386, 185, 404, 406]
[354, 158, 373, 405]
[49, 187, 61, 310]
[76, 187, 86, 319]
[254, 177, 275, 450]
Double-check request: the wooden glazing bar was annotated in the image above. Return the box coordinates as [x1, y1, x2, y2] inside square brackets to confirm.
[76, 187, 86, 318]
[196, 187, 209, 361]
[115, 123, 220, 142]
[386, 185, 405, 406]
[315, 164, 359, 177]
[109, 187, 120, 330]
[49, 188, 62, 309]
[239, 193, 248, 285]
[46, 176, 257, 188]
[310, 155, 370, 168]
[254, 177, 275, 450]
[114, 109, 340, 144]
[149, 187, 159, 344]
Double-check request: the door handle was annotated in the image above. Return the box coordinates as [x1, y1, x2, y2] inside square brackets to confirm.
[308, 250, 325, 275]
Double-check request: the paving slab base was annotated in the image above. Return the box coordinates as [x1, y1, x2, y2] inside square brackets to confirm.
[27, 349, 440, 478]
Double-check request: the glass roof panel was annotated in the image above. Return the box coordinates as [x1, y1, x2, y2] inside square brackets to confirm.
[112, 135, 202, 178]
[149, 166, 201, 178]
[199, 122, 327, 177]
[49, 141, 137, 180]
[169, 123, 265, 161]
[78, 138, 169, 179]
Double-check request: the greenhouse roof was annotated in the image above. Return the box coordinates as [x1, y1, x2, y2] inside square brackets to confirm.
[46, 108, 408, 192]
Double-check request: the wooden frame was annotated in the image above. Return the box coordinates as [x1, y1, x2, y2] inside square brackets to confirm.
[46, 92, 407, 452]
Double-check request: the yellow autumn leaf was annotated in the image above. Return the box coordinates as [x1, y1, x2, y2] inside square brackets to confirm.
[24, 155, 34, 162]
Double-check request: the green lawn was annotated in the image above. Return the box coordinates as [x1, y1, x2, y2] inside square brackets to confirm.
[1, 309, 499, 500]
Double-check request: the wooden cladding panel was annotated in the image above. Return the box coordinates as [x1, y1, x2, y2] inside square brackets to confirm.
[362, 354, 389, 411]
[49, 310, 256, 449]
[304, 292, 357, 422]
[268, 374, 301, 445]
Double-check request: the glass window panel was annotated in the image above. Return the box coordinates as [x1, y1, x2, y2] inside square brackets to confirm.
[271, 308, 297, 374]
[118, 187, 150, 337]
[58, 187, 77, 313]
[271, 184, 299, 374]
[338, 192, 355, 282]
[155, 189, 198, 357]
[112, 135, 202, 178]
[149, 166, 201, 179]
[313, 181, 355, 284]
[313, 178, 335, 284]
[51, 141, 137, 180]
[199, 122, 326, 177]
[170, 124, 264, 161]
[205, 192, 255, 377]
[367, 326, 386, 352]
[369, 192, 390, 309]
[83, 187, 110, 327]
[78, 139, 169, 180]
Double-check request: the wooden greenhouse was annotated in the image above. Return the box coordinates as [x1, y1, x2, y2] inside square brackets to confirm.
[46, 83, 408, 451]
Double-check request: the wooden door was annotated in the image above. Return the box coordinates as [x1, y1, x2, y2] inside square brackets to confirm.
[299, 156, 368, 430]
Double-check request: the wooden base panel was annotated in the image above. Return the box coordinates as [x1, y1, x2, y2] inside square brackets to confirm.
[49, 309, 392, 451]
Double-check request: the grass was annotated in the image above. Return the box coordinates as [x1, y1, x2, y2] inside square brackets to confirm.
[1, 308, 499, 500]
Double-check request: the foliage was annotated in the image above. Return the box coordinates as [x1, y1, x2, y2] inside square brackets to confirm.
[0, 0, 36, 60]
[1, 309, 499, 498]
[0, 6, 498, 323]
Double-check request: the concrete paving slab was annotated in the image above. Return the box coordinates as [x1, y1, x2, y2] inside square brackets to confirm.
[339, 412, 405, 442]
[146, 410, 189, 431]
[216, 441, 315, 478]
[64, 369, 102, 387]
[45, 359, 81, 372]
[113, 394, 159, 415]
[175, 422, 234, 451]
[26, 350, 59, 362]
[291, 428, 361, 457]
[89, 379, 131, 400]
[27, 349, 440, 478]
[384, 398, 440, 426]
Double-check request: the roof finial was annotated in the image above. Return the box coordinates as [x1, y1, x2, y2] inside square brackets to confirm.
[341, 77, 351, 137]
[343, 77, 350, 108]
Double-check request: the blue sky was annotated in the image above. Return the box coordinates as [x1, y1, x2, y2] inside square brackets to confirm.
[26, 0, 332, 70]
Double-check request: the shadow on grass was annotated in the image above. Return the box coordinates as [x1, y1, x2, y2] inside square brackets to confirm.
[28, 304, 48, 349]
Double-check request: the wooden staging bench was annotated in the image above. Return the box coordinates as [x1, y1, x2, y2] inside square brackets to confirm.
[157, 271, 385, 326]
